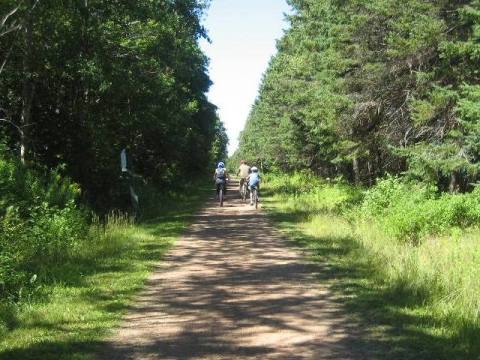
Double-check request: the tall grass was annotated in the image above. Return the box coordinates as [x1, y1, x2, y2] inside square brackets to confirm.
[0, 152, 210, 359]
[0, 189, 209, 359]
[264, 172, 480, 358]
[0, 155, 88, 303]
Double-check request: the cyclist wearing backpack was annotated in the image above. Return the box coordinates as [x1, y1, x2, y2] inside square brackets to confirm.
[213, 162, 229, 198]
[247, 166, 261, 205]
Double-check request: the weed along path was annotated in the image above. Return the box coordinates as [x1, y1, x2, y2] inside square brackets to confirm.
[100, 181, 368, 359]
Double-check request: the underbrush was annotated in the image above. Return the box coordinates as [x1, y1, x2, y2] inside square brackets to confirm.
[264, 172, 480, 358]
[0, 154, 209, 359]
[266, 172, 363, 214]
[0, 212, 173, 359]
[0, 155, 88, 303]
[355, 176, 480, 242]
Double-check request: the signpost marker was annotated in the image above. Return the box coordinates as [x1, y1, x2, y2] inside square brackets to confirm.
[120, 149, 140, 217]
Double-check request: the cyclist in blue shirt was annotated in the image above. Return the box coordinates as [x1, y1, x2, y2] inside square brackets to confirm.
[247, 166, 260, 205]
[213, 162, 229, 198]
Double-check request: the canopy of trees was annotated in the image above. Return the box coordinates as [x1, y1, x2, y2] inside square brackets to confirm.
[0, 0, 227, 209]
[237, 0, 480, 191]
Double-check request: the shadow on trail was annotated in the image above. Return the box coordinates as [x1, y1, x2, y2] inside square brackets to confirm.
[97, 187, 379, 360]
[7, 181, 472, 359]
[267, 209, 479, 360]
[0, 187, 210, 360]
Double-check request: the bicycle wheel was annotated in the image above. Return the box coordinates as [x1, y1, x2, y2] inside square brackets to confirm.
[219, 187, 224, 207]
[253, 188, 258, 209]
[241, 183, 247, 202]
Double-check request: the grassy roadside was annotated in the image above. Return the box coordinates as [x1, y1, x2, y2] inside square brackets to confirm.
[0, 183, 210, 360]
[262, 178, 479, 360]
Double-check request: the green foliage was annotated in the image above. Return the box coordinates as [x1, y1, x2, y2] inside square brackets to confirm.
[357, 176, 480, 241]
[0, 154, 87, 302]
[0, 0, 227, 210]
[0, 184, 208, 358]
[264, 171, 323, 194]
[265, 172, 363, 214]
[209, 119, 229, 166]
[358, 176, 419, 218]
[238, 0, 480, 188]
[0, 2, 226, 342]
[265, 174, 480, 358]
[268, 172, 480, 243]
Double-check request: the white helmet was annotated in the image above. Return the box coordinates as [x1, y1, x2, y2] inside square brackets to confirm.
[251, 166, 258, 172]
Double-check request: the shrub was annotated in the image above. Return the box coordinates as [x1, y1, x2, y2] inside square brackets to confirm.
[265, 172, 363, 215]
[353, 176, 480, 242]
[268, 172, 480, 242]
[265, 171, 323, 195]
[0, 155, 87, 301]
[266, 172, 480, 354]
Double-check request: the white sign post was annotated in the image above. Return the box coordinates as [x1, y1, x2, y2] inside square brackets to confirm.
[120, 149, 140, 217]
[120, 149, 128, 173]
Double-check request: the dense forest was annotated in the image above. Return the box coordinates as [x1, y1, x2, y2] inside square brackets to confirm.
[237, 0, 480, 191]
[0, 0, 227, 305]
[0, 0, 227, 209]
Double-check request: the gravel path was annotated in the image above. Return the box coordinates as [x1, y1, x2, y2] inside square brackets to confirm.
[100, 183, 366, 359]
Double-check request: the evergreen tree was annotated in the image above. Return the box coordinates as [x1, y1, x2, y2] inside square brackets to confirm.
[238, 0, 480, 190]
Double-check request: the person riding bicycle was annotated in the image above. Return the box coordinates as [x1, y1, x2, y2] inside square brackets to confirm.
[213, 162, 229, 198]
[247, 166, 261, 206]
[237, 160, 251, 195]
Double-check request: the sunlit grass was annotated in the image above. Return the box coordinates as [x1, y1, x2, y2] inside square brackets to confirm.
[263, 178, 480, 359]
[0, 185, 209, 360]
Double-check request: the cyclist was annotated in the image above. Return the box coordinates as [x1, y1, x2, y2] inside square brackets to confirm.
[247, 166, 261, 206]
[213, 162, 229, 198]
[236, 160, 251, 195]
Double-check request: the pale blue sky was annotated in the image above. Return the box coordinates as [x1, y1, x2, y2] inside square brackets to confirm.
[200, 0, 291, 155]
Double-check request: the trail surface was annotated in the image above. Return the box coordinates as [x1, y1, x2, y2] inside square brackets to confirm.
[100, 181, 366, 359]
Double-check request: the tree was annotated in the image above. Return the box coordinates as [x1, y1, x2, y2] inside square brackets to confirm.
[238, 0, 480, 190]
[0, 0, 227, 209]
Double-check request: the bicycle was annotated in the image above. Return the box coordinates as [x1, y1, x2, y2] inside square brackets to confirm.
[251, 186, 259, 209]
[240, 179, 249, 202]
[217, 179, 228, 207]
[219, 184, 224, 207]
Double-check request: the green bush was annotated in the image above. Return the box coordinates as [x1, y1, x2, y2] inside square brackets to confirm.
[265, 172, 362, 214]
[265, 171, 323, 195]
[265, 172, 480, 355]
[357, 176, 480, 241]
[0, 155, 87, 301]
[268, 172, 480, 242]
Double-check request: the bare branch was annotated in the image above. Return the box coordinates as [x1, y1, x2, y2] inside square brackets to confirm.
[0, 38, 16, 75]
[0, 0, 39, 36]
[0, 118, 23, 134]
[0, 23, 21, 37]
[1, 4, 21, 29]
[32, 0, 41, 11]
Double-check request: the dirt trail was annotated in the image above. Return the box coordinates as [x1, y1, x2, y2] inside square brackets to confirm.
[100, 181, 366, 359]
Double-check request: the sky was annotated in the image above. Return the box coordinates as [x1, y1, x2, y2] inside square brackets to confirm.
[199, 0, 291, 155]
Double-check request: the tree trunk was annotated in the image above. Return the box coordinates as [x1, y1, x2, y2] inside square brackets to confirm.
[449, 172, 458, 193]
[20, 1, 35, 163]
[353, 157, 360, 184]
[367, 160, 372, 186]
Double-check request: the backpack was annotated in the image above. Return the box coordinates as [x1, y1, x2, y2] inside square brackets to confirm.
[216, 168, 226, 179]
